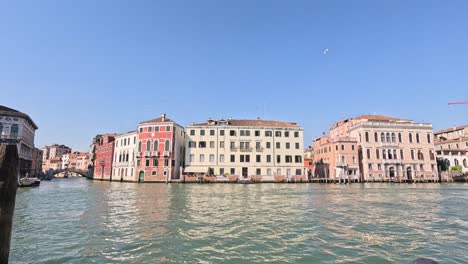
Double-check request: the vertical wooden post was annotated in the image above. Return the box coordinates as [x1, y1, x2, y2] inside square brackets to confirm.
[0, 144, 19, 264]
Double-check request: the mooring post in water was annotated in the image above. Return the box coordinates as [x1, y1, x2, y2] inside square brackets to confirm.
[0, 144, 19, 264]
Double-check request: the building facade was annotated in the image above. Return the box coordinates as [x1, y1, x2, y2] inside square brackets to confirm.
[112, 131, 138, 182]
[42, 144, 72, 161]
[93, 134, 116, 180]
[184, 118, 305, 181]
[326, 115, 437, 182]
[434, 125, 468, 173]
[68, 152, 90, 171]
[31, 147, 43, 177]
[136, 114, 185, 182]
[0, 105, 38, 178]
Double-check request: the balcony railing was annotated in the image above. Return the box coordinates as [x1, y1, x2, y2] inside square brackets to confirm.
[335, 162, 348, 167]
[240, 147, 253, 152]
[381, 142, 400, 147]
[256, 147, 264, 152]
[334, 137, 358, 142]
[144, 151, 151, 157]
[163, 151, 171, 157]
[151, 151, 159, 157]
[230, 147, 238, 152]
[136, 152, 142, 157]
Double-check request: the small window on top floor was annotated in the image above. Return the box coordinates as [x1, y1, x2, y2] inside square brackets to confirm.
[255, 130, 260, 136]
[275, 131, 281, 137]
[139, 128, 143, 133]
[220, 130, 225, 136]
[230, 130, 236, 136]
[155, 126, 159, 132]
[265, 131, 272, 137]
[166, 126, 171, 131]
[148, 127, 152, 132]
[284, 131, 289, 137]
[294, 131, 299, 138]
[210, 130, 215, 136]
[200, 130, 205, 136]
[190, 130, 195, 136]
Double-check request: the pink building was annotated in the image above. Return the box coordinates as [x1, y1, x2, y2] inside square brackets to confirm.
[94, 134, 116, 180]
[136, 113, 185, 182]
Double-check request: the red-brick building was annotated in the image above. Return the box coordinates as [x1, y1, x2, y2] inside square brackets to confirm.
[94, 134, 117, 180]
[136, 113, 185, 182]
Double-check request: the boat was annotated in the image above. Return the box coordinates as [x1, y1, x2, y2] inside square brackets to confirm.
[18, 177, 41, 187]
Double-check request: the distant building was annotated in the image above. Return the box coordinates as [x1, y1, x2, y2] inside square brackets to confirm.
[318, 115, 438, 182]
[112, 131, 137, 181]
[184, 118, 305, 181]
[31, 147, 43, 177]
[0, 105, 38, 178]
[136, 113, 185, 182]
[42, 144, 71, 161]
[303, 147, 314, 179]
[68, 152, 90, 172]
[434, 125, 468, 172]
[93, 134, 117, 180]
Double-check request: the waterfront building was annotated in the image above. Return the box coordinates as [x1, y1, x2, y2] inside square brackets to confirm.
[61, 153, 70, 169]
[136, 114, 185, 182]
[31, 147, 43, 177]
[323, 115, 437, 182]
[0, 105, 38, 178]
[434, 125, 468, 173]
[112, 131, 138, 181]
[68, 152, 90, 171]
[303, 146, 314, 179]
[184, 118, 305, 182]
[93, 134, 117, 180]
[312, 135, 359, 181]
[42, 144, 71, 161]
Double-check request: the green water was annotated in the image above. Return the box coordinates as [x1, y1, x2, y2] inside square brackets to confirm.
[10, 178, 468, 263]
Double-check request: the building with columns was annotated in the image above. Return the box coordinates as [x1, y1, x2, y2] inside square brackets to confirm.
[326, 115, 437, 182]
[112, 131, 138, 181]
[136, 114, 185, 182]
[434, 125, 468, 173]
[184, 118, 305, 182]
[93, 134, 117, 180]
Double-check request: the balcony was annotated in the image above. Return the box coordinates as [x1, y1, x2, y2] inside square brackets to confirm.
[381, 142, 400, 148]
[335, 162, 348, 167]
[144, 151, 151, 157]
[383, 158, 402, 164]
[256, 147, 264, 152]
[163, 151, 171, 157]
[136, 152, 142, 157]
[230, 147, 238, 152]
[151, 151, 159, 157]
[121, 161, 128, 166]
[240, 147, 253, 152]
[129, 161, 135, 166]
[334, 137, 358, 143]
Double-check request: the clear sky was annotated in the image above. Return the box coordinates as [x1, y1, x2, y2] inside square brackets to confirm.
[1, 0, 467, 151]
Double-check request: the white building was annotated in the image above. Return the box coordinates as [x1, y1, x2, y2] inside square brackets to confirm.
[434, 125, 468, 173]
[112, 131, 138, 181]
[0, 105, 38, 178]
[184, 118, 305, 181]
[61, 153, 70, 169]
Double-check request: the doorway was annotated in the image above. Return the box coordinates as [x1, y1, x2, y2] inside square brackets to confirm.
[139, 171, 145, 182]
[242, 167, 248, 178]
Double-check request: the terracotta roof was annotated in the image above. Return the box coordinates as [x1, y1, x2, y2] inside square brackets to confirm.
[353, 114, 407, 122]
[434, 125, 468, 135]
[435, 136, 468, 144]
[140, 117, 174, 124]
[191, 119, 301, 128]
[0, 105, 38, 129]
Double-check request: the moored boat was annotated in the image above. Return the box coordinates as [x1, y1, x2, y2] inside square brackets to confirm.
[18, 177, 41, 187]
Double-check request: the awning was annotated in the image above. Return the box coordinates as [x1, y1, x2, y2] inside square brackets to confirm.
[184, 167, 209, 173]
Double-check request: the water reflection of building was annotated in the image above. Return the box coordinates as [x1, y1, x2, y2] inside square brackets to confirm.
[0, 105, 38, 178]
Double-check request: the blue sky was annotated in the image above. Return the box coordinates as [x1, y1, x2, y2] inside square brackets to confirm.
[1, 0, 467, 151]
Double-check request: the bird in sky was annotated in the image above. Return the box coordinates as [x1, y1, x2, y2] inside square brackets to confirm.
[323, 48, 329, 55]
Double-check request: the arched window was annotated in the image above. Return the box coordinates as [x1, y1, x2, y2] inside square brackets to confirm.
[391, 133, 396, 143]
[416, 133, 420, 143]
[153, 140, 159, 152]
[386, 133, 390, 142]
[138, 141, 142, 152]
[381, 133, 385, 142]
[126, 153, 129, 162]
[411, 150, 415, 159]
[383, 149, 387, 159]
[366, 149, 371, 159]
[393, 150, 397, 159]
[463, 159, 467, 168]
[376, 149, 380, 159]
[388, 150, 393, 159]
[427, 134, 431, 144]
[374, 132, 378, 142]
[454, 159, 459, 166]
[10, 124, 18, 138]
[398, 133, 402, 143]
[417, 150, 424, 160]
[146, 141, 151, 151]
[365, 132, 369, 142]
[409, 133, 413, 143]
[165, 140, 170, 151]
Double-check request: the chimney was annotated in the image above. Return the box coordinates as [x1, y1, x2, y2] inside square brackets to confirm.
[161, 113, 166, 121]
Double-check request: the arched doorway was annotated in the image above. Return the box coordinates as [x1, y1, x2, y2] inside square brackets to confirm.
[406, 167, 412, 180]
[389, 167, 395, 178]
[138, 171, 145, 182]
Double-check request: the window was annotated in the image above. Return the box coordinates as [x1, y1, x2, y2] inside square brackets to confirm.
[209, 154, 215, 162]
[388, 150, 392, 159]
[368, 164, 372, 171]
[376, 149, 380, 159]
[285, 131, 290, 137]
[256, 168, 261, 175]
[386, 133, 390, 142]
[230, 141, 236, 150]
[220, 168, 225, 175]
[286, 143, 290, 149]
[164, 159, 169, 167]
[374, 132, 378, 142]
[295, 169, 302, 176]
[139, 128, 143, 133]
[240, 155, 245, 162]
[145, 159, 150, 166]
[230, 168, 235, 175]
[138, 141, 142, 152]
[367, 149, 371, 159]
[391, 133, 396, 143]
[277, 155, 281, 163]
[398, 133, 402, 143]
[416, 133, 420, 143]
[148, 127, 152, 132]
[294, 132, 299, 138]
[220, 154, 225, 162]
[267, 155, 271, 163]
[166, 126, 171, 131]
[220, 141, 225, 148]
[153, 159, 158, 167]
[200, 154, 205, 162]
[341, 145, 344, 151]
[165, 140, 170, 151]
[230, 130, 236, 136]
[153, 140, 158, 151]
[210, 141, 215, 148]
[400, 150, 404, 160]
[381, 133, 385, 142]
[352, 145, 355, 151]
[417, 150, 424, 160]
[199, 141, 206, 148]
[276, 142, 280, 149]
[137, 160, 141, 166]
[365, 132, 369, 142]
[295, 156, 302, 163]
[393, 150, 397, 159]
[295, 143, 300, 149]
[255, 130, 260, 136]
[155, 126, 159, 132]
[230, 155, 235, 162]
[275, 131, 281, 137]
[266, 142, 271, 149]
[200, 130, 205, 136]
[190, 130, 195, 136]
[287, 169, 291, 176]
[265, 131, 272, 137]
[267, 169, 272, 175]
[256, 155, 261, 162]
[210, 130, 215, 136]
[240, 130, 250, 136]
[276, 168, 281, 175]
[188, 141, 196, 148]
[411, 150, 415, 160]
[189, 154, 194, 162]
[10, 124, 18, 138]
[409, 133, 413, 143]
[427, 134, 431, 143]
[146, 141, 151, 151]
[378, 164, 382, 171]
[220, 130, 225, 136]
[463, 159, 467, 168]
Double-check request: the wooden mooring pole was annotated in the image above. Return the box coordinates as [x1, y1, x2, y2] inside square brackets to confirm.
[0, 144, 19, 264]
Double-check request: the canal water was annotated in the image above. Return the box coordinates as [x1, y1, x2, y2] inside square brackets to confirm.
[10, 178, 468, 264]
